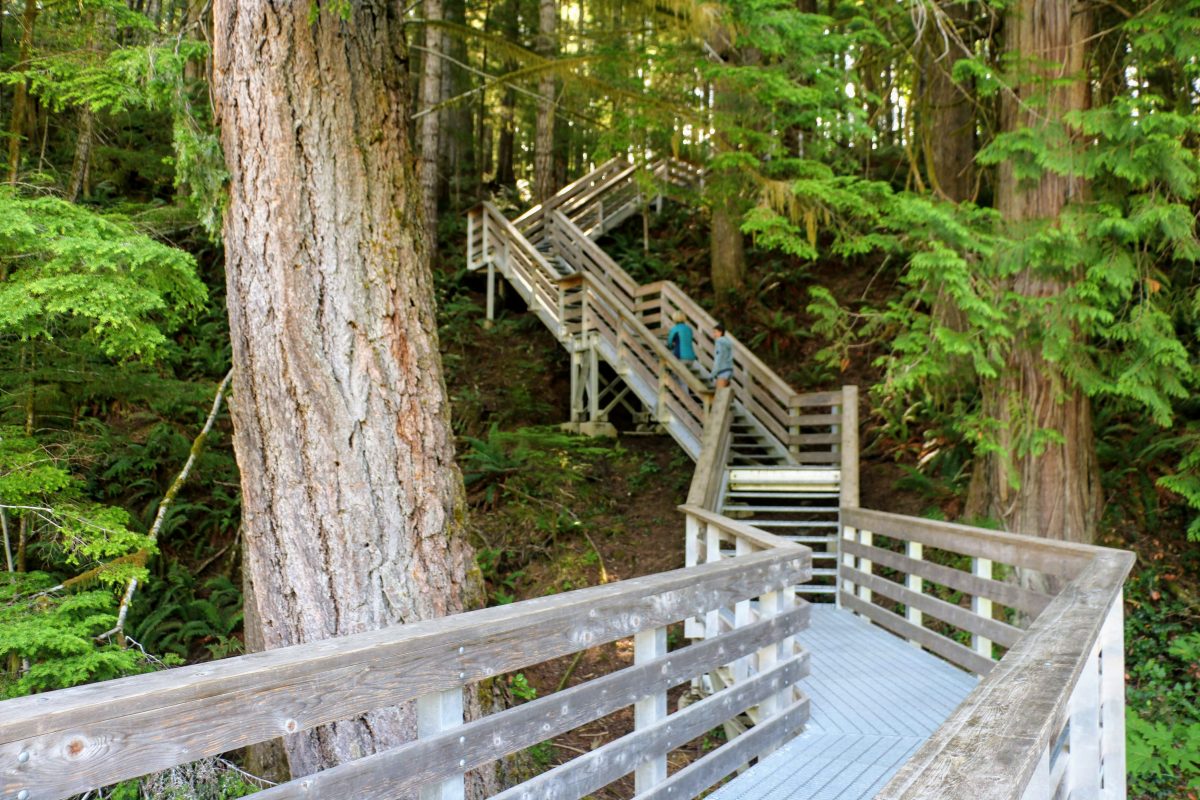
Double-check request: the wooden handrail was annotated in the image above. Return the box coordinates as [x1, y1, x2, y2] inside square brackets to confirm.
[841, 507, 1104, 579]
[685, 387, 733, 510]
[877, 549, 1134, 800]
[679, 505, 804, 553]
[0, 548, 811, 800]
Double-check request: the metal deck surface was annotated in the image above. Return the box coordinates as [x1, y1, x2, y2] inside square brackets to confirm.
[710, 604, 979, 800]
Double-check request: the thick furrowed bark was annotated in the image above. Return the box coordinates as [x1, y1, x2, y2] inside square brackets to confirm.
[214, 0, 473, 780]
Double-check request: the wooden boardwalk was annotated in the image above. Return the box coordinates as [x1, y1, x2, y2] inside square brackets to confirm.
[710, 605, 978, 800]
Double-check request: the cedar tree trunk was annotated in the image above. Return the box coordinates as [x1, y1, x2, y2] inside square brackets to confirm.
[970, 0, 1101, 565]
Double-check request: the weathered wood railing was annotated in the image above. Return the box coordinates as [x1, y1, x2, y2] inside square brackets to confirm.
[841, 508, 1133, 800]
[0, 541, 812, 800]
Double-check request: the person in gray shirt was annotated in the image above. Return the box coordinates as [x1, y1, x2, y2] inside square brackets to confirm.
[711, 323, 733, 388]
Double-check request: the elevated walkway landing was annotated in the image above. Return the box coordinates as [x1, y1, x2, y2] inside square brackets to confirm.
[711, 605, 977, 800]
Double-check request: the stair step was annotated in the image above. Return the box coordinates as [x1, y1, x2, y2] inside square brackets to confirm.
[721, 505, 841, 513]
[723, 491, 840, 499]
[749, 520, 839, 528]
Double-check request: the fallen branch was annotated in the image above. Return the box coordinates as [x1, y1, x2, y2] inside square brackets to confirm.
[97, 369, 234, 645]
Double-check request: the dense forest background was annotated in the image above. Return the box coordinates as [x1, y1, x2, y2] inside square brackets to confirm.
[0, 0, 1198, 797]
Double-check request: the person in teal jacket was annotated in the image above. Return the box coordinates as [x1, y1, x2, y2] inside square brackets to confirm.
[667, 311, 696, 363]
[667, 311, 697, 394]
[711, 323, 733, 388]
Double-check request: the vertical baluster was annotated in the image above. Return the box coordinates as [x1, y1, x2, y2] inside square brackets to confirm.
[1021, 746, 1051, 800]
[1098, 594, 1127, 800]
[733, 537, 753, 683]
[906, 540, 923, 637]
[467, 211, 475, 269]
[417, 688, 465, 800]
[756, 588, 780, 720]
[972, 558, 993, 658]
[858, 528, 873, 604]
[839, 385, 859, 605]
[705, 522, 721, 640]
[634, 627, 668, 793]
[840, 524, 857, 606]
[684, 514, 704, 639]
[1068, 632, 1102, 799]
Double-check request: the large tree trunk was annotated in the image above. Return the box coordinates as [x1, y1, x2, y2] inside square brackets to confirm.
[494, 0, 518, 189]
[66, 108, 94, 203]
[440, 0, 472, 208]
[970, 0, 1100, 563]
[6, 0, 38, 185]
[534, 0, 557, 202]
[419, 0, 444, 245]
[213, 0, 475, 778]
[710, 200, 747, 294]
[918, 2, 975, 204]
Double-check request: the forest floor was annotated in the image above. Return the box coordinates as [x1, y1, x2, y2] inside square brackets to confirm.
[436, 207, 1200, 799]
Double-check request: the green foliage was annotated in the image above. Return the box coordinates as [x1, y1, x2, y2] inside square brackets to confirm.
[1124, 567, 1200, 797]
[508, 672, 538, 701]
[0, 191, 206, 359]
[0, 572, 151, 697]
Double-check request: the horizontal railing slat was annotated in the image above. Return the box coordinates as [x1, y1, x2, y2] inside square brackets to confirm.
[842, 508, 1097, 578]
[841, 539, 1052, 618]
[253, 606, 811, 800]
[679, 505, 805, 552]
[490, 655, 809, 800]
[634, 696, 810, 800]
[840, 566, 1023, 649]
[0, 550, 809, 799]
[840, 591, 995, 675]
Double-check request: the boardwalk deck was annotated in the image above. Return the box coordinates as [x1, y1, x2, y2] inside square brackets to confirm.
[710, 605, 978, 800]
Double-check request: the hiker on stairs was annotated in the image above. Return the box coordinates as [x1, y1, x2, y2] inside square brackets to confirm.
[711, 323, 733, 388]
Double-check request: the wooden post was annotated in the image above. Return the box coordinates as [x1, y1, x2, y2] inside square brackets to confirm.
[906, 540, 924, 635]
[587, 344, 600, 422]
[733, 536, 753, 683]
[1098, 593, 1127, 800]
[972, 558, 993, 658]
[417, 688, 465, 800]
[705, 523, 721, 640]
[634, 626, 668, 793]
[467, 211, 475, 268]
[1022, 746, 1052, 800]
[858, 528, 873, 604]
[839, 386, 860, 606]
[1067, 633, 1101, 798]
[840, 386, 860, 508]
[684, 514, 704, 639]
[485, 258, 496, 326]
[756, 588, 780, 719]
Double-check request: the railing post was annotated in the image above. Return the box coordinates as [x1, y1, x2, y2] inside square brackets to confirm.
[838, 385, 859, 605]
[486, 258, 496, 326]
[906, 540, 924, 635]
[1067, 630, 1102, 799]
[705, 523, 721, 639]
[1022, 746, 1052, 800]
[634, 626, 668, 793]
[467, 210, 475, 268]
[972, 558, 993, 658]
[733, 537, 753, 683]
[417, 688, 465, 800]
[684, 514, 704, 639]
[1099, 593, 1127, 800]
